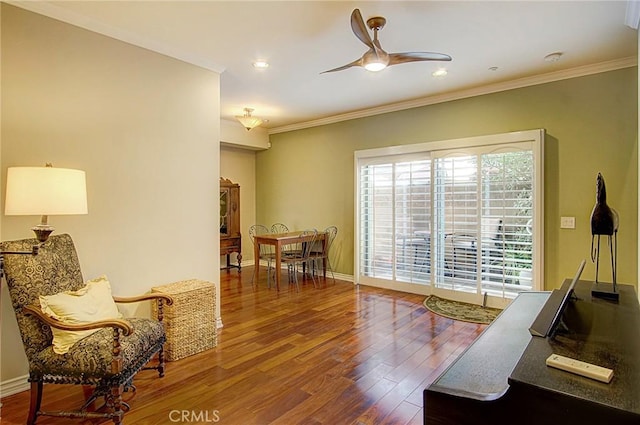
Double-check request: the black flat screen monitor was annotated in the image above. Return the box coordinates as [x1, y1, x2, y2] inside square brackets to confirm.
[547, 259, 585, 336]
[529, 259, 586, 337]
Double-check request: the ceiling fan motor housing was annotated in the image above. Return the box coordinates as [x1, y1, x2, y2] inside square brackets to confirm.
[367, 16, 386, 31]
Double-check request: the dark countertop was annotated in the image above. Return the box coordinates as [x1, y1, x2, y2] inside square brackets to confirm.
[428, 291, 549, 401]
[508, 280, 640, 415]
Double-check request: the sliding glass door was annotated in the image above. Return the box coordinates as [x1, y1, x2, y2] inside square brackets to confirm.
[431, 144, 534, 305]
[355, 130, 543, 307]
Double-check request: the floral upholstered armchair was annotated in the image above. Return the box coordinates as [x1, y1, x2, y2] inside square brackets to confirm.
[0, 234, 173, 425]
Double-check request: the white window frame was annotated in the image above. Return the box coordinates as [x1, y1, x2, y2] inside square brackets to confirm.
[354, 129, 544, 308]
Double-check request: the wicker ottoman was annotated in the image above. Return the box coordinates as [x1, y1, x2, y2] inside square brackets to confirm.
[151, 279, 217, 361]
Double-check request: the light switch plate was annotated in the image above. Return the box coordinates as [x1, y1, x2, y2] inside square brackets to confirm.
[560, 216, 576, 229]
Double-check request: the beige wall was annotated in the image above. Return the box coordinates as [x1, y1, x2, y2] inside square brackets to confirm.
[261, 67, 638, 291]
[220, 146, 256, 264]
[1, 4, 220, 385]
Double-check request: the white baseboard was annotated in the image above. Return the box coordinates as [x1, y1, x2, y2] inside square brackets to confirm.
[331, 271, 354, 283]
[1, 374, 29, 398]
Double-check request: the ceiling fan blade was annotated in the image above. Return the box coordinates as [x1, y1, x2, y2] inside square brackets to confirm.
[350, 9, 374, 49]
[388, 52, 452, 66]
[320, 57, 363, 74]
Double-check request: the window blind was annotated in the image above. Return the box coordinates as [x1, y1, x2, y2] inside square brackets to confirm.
[355, 130, 542, 303]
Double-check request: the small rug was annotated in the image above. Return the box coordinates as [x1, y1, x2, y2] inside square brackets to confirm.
[423, 295, 502, 325]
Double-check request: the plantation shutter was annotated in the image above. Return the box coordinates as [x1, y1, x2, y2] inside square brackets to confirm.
[355, 129, 542, 304]
[395, 159, 431, 283]
[359, 162, 394, 279]
[433, 153, 479, 293]
[431, 144, 534, 298]
[359, 154, 431, 284]
[479, 149, 534, 297]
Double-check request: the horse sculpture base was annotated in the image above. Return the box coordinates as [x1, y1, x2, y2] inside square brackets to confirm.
[592, 281, 620, 302]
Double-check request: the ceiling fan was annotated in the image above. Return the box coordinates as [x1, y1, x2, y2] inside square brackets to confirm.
[322, 8, 452, 74]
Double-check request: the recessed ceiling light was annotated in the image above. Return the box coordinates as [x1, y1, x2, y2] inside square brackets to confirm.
[488, 66, 499, 72]
[544, 52, 563, 63]
[432, 68, 448, 77]
[253, 60, 269, 69]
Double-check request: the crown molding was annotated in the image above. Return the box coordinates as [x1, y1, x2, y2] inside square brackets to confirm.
[6, 1, 226, 73]
[269, 56, 638, 135]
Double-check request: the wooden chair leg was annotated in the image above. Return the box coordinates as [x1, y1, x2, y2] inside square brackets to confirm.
[109, 384, 124, 425]
[27, 381, 43, 425]
[158, 346, 166, 377]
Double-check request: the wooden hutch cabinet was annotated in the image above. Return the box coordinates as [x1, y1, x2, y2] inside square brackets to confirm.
[220, 178, 241, 270]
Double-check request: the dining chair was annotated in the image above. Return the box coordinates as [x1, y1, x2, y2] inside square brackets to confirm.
[248, 224, 275, 287]
[272, 223, 299, 258]
[308, 226, 338, 283]
[270, 223, 289, 234]
[281, 229, 318, 291]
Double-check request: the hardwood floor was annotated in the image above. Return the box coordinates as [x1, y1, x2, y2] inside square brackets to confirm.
[0, 267, 485, 425]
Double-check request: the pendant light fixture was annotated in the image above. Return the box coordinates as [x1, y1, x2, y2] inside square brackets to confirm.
[235, 108, 264, 131]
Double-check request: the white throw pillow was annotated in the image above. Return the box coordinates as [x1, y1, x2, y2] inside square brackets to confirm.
[39, 275, 123, 354]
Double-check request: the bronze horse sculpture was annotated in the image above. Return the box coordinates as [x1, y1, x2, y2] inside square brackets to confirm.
[590, 172, 618, 287]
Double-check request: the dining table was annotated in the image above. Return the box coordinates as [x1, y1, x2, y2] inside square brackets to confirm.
[253, 231, 327, 290]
